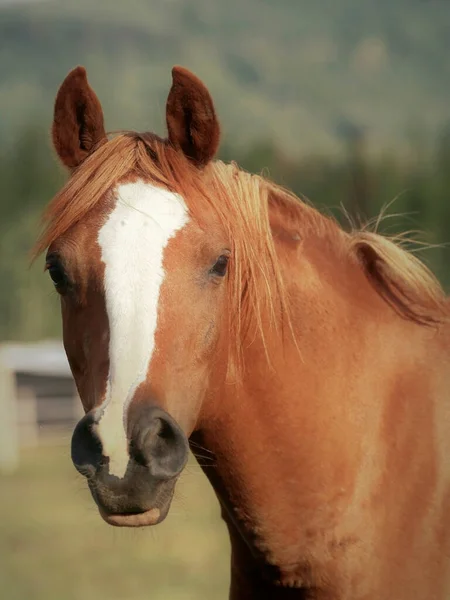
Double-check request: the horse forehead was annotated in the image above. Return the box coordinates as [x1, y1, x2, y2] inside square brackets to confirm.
[100, 179, 190, 241]
[95, 180, 191, 277]
[95, 180, 190, 352]
[96, 178, 190, 325]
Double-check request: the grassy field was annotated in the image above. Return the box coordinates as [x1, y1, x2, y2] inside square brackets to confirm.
[0, 441, 230, 600]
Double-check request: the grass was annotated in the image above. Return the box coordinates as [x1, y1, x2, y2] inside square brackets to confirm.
[0, 441, 230, 600]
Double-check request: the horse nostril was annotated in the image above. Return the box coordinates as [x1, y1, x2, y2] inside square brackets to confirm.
[128, 437, 149, 468]
[128, 408, 189, 480]
[71, 412, 103, 477]
[157, 417, 176, 441]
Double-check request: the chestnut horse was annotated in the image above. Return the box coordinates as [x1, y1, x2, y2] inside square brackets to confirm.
[34, 65, 450, 599]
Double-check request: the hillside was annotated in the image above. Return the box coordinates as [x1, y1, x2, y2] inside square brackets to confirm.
[0, 0, 449, 156]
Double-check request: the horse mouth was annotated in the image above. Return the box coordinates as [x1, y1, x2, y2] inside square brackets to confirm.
[98, 506, 161, 527]
[88, 471, 177, 528]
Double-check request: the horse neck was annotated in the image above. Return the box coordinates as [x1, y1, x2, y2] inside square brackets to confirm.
[193, 209, 450, 595]
[194, 229, 388, 584]
[194, 223, 446, 597]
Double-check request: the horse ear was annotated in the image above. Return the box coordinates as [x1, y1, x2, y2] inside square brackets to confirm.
[52, 66, 107, 169]
[166, 66, 220, 167]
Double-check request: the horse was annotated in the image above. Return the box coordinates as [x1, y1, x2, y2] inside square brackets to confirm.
[33, 64, 450, 599]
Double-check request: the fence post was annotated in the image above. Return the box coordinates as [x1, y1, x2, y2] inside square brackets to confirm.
[0, 350, 19, 474]
[17, 386, 39, 448]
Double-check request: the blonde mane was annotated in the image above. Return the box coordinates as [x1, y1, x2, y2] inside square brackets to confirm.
[33, 132, 449, 374]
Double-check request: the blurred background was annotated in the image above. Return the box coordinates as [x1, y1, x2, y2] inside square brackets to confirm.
[0, 0, 449, 598]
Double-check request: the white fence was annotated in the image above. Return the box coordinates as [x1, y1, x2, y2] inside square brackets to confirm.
[0, 340, 82, 473]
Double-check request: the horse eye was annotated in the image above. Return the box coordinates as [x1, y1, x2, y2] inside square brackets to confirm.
[210, 255, 229, 278]
[46, 259, 68, 293]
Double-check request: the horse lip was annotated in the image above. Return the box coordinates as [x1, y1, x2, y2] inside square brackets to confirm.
[98, 506, 161, 527]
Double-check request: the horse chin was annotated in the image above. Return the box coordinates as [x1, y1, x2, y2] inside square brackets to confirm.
[90, 480, 176, 528]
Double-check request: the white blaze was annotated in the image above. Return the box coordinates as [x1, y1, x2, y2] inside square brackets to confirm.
[96, 180, 189, 478]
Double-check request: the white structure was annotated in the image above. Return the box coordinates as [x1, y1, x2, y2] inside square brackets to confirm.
[0, 340, 81, 473]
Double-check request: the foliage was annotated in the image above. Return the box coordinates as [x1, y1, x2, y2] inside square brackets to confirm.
[0, 0, 449, 155]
